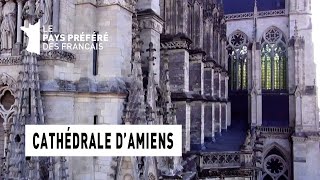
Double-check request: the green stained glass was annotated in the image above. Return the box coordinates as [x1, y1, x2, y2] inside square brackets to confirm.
[238, 61, 242, 89]
[230, 45, 248, 90]
[242, 59, 247, 89]
[261, 56, 266, 89]
[281, 56, 286, 88]
[266, 56, 272, 90]
[261, 40, 287, 90]
[274, 54, 280, 89]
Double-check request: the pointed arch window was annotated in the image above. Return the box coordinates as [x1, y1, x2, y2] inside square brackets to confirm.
[228, 31, 249, 90]
[262, 147, 290, 180]
[261, 27, 287, 90]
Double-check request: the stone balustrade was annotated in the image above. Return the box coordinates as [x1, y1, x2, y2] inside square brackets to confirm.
[199, 151, 253, 169]
[257, 126, 292, 134]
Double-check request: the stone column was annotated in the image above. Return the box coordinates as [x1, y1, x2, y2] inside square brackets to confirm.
[201, 102, 205, 147]
[214, 68, 222, 98]
[161, 37, 191, 151]
[190, 101, 203, 150]
[189, 52, 204, 94]
[203, 61, 214, 142]
[214, 102, 221, 135]
[189, 51, 205, 150]
[222, 39, 227, 68]
[221, 103, 227, 130]
[3, 122, 10, 156]
[204, 102, 213, 142]
[203, 20, 210, 58]
[247, 44, 253, 90]
[288, 39, 296, 127]
[138, 10, 163, 83]
[292, 36, 318, 132]
[53, 0, 60, 33]
[256, 44, 262, 126]
[16, 0, 23, 44]
[162, 37, 190, 93]
[204, 62, 214, 96]
[220, 72, 227, 130]
[225, 75, 229, 99]
[212, 66, 215, 98]
[213, 30, 218, 61]
[220, 72, 225, 98]
[250, 42, 262, 126]
[209, 23, 214, 59]
[174, 101, 191, 152]
[227, 102, 231, 126]
[12, 0, 23, 55]
[163, 0, 188, 35]
[218, 35, 221, 64]
[211, 102, 215, 140]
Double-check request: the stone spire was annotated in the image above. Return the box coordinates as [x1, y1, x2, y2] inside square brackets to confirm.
[117, 10, 147, 180]
[4, 1, 67, 176]
[122, 12, 146, 125]
[253, 0, 258, 41]
[5, 53, 42, 179]
[160, 50, 176, 125]
[146, 42, 157, 125]
[157, 50, 183, 178]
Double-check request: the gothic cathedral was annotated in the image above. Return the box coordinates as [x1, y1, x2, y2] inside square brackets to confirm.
[0, 0, 318, 179]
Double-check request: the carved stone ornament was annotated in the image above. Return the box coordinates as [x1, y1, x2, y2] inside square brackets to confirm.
[204, 61, 215, 69]
[39, 50, 76, 63]
[139, 18, 163, 34]
[190, 53, 205, 62]
[1, 0, 17, 52]
[263, 155, 288, 179]
[242, 130, 252, 150]
[96, 0, 137, 11]
[160, 40, 190, 50]
[0, 56, 23, 65]
[148, 173, 156, 180]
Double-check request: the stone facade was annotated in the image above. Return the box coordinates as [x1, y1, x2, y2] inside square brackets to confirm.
[0, 0, 318, 179]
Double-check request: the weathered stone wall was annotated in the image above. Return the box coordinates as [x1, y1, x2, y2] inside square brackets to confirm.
[168, 50, 189, 92]
[175, 101, 190, 152]
[293, 137, 320, 179]
[204, 67, 213, 96]
[204, 103, 213, 141]
[60, 0, 76, 36]
[189, 61, 202, 94]
[190, 101, 202, 150]
[161, 0, 229, 152]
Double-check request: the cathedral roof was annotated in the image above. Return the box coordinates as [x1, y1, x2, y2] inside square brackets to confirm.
[223, 0, 285, 14]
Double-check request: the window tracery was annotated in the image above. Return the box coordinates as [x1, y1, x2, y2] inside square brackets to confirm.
[0, 73, 17, 158]
[262, 146, 290, 180]
[261, 27, 287, 90]
[263, 154, 289, 180]
[228, 31, 249, 90]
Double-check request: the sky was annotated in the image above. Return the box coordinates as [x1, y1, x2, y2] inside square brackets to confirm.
[313, 0, 320, 107]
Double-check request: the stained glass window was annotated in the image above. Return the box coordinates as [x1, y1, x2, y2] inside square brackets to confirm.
[228, 31, 248, 90]
[261, 28, 287, 90]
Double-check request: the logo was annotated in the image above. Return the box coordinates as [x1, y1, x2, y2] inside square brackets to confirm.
[20, 22, 108, 54]
[21, 21, 41, 54]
